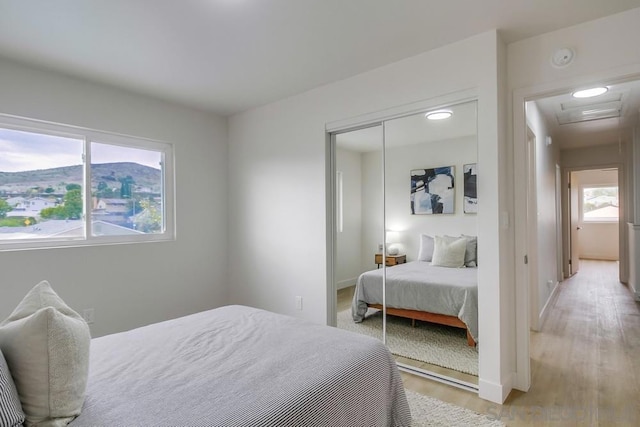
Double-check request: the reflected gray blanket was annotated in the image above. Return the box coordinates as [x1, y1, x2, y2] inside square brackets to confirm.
[71, 305, 411, 427]
[351, 261, 478, 342]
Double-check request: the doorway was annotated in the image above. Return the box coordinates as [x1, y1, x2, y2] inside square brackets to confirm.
[567, 168, 621, 276]
[514, 75, 640, 392]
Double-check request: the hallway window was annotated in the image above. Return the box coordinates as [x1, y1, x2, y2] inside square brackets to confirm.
[582, 186, 618, 222]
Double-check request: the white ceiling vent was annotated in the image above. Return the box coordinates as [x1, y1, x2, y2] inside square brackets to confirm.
[556, 92, 623, 125]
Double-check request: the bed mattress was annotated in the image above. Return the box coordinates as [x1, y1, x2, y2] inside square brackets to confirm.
[351, 261, 478, 342]
[71, 305, 411, 427]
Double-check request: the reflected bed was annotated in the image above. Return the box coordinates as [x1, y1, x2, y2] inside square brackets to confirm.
[351, 261, 478, 346]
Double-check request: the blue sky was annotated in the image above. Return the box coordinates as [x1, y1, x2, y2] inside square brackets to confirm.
[0, 128, 161, 172]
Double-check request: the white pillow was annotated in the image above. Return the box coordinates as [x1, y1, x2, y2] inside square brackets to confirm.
[417, 234, 434, 261]
[0, 281, 90, 426]
[0, 349, 25, 427]
[431, 236, 467, 268]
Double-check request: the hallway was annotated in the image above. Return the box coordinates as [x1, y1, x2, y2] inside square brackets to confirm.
[402, 260, 640, 425]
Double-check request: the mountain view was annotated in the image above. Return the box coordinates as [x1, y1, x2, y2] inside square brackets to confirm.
[0, 162, 161, 194]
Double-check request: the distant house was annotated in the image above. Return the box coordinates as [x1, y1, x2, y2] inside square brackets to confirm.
[6, 196, 26, 207]
[586, 195, 617, 206]
[94, 198, 129, 214]
[6, 197, 58, 217]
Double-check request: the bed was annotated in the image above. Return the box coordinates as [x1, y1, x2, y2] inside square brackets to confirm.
[351, 261, 478, 346]
[70, 305, 411, 427]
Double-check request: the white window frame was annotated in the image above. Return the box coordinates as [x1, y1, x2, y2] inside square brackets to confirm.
[580, 184, 618, 223]
[0, 114, 175, 251]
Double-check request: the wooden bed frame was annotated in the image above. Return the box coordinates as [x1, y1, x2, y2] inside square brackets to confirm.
[368, 303, 476, 347]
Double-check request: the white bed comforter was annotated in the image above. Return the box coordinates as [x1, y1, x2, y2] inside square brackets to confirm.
[71, 305, 411, 427]
[352, 261, 478, 342]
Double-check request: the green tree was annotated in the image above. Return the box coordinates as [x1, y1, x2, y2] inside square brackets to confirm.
[66, 183, 81, 192]
[63, 189, 83, 219]
[0, 199, 11, 219]
[135, 199, 162, 233]
[40, 206, 66, 220]
[44, 187, 55, 194]
[40, 190, 83, 220]
[96, 181, 114, 198]
[119, 176, 135, 199]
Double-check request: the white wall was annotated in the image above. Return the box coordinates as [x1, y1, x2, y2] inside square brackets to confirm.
[360, 149, 384, 271]
[364, 136, 478, 261]
[0, 57, 229, 337]
[335, 148, 363, 288]
[580, 223, 619, 260]
[630, 120, 640, 296]
[525, 101, 560, 327]
[228, 31, 510, 403]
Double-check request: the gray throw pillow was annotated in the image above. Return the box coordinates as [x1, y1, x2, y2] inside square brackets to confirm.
[461, 235, 478, 267]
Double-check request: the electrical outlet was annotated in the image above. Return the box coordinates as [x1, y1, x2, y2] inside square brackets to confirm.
[82, 308, 95, 324]
[378, 243, 383, 251]
[547, 280, 554, 289]
[295, 296, 303, 311]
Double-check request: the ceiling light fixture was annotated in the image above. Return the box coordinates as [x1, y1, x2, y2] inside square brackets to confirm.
[572, 87, 608, 98]
[425, 110, 452, 120]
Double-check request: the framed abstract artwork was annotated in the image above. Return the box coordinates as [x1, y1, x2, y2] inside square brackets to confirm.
[410, 166, 455, 214]
[463, 163, 478, 214]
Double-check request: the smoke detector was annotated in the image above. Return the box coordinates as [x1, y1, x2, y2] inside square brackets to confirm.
[551, 48, 575, 68]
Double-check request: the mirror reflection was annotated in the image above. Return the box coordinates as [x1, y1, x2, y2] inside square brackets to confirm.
[335, 100, 478, 386]
[335, 125, 384, 342]
[383, 101, 478, 384]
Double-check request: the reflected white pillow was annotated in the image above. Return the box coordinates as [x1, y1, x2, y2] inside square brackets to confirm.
[431, 236, 467, 268]
[0, 281, 90, 426]
[417, 234, 434, 261]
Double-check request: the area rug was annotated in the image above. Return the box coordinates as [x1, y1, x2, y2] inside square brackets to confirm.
[337, 308, 478, 375]
[407, 390, 504, 426]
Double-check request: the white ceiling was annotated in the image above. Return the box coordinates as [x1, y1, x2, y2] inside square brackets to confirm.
[336, 101, 477, 152]
[533, 79, 640, 150]
[1, 1, 640, 116]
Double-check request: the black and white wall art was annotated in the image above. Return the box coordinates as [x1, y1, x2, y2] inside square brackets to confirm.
[463, 163, 478, 214]
[410, 166, 455, 214]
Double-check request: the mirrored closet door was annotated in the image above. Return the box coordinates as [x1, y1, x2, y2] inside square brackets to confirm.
[333, 100, 479, 389]
[383, 101, 478, 386]
[334, 125, 385, 342]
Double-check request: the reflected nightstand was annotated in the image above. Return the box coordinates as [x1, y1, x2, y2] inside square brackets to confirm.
[375, 254, 406, 268]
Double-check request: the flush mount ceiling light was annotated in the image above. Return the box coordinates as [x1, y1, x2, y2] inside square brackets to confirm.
[572, 87, 608, 98]
[425, 110, 452, 120]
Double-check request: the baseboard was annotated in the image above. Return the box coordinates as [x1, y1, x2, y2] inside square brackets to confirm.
[479, 373, 513, 404]
[538, 280, 560, 328]
[336, 277, 357, 290]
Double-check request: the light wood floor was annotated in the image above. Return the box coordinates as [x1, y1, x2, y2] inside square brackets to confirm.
[401, 260, 640, 426]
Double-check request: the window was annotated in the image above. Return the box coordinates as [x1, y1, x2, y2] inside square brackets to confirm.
[582, 185, 618, 222]
[0, 115, 174, 250]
